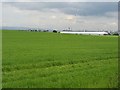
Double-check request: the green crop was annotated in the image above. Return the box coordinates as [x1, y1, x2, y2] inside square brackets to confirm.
[2, 30, 118, 88]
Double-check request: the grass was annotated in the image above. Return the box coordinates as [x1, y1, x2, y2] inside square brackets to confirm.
[0, 30, 2, 89]
[2, 30, 118, 88]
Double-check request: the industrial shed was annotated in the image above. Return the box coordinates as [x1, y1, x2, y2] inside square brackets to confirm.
[60, 31, 109, 35]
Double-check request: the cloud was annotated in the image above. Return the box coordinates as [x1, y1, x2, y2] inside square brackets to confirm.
[0, 3, 2, 27]
[1, 0, 119, 2]
[4, 2, 118, 17]
[51, 15, 56, 19]
[66, 16, 74, 20]
[2, 2, 118, 31]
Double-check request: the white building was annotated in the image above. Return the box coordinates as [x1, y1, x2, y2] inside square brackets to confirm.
[60, 31, 109, 35]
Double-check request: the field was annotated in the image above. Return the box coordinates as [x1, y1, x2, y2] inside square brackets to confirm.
[0, 30, 2, 89]
[2, 30, 118, 88]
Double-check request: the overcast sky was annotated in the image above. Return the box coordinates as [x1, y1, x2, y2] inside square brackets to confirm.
[1, 1, 119, 31]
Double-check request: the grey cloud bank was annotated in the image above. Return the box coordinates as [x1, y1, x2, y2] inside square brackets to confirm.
[6, 2, 117, 16]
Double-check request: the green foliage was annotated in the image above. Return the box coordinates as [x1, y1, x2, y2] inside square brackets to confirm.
[2, 30, 118, 88]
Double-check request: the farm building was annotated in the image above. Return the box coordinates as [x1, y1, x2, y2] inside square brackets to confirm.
[60, 31, 110, 35]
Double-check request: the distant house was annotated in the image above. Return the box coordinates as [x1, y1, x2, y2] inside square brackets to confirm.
[63, 30, 72, 32]
[43, 30, 49, 32]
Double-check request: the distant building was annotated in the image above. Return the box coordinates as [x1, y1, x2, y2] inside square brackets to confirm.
[63, 30, 72, 32]
[63, 27, 72, 32]
[60, 31, 110, 35]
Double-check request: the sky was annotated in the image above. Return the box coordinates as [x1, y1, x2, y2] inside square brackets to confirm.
[1, 0, 119, 31]
[1, 0, 120, 2]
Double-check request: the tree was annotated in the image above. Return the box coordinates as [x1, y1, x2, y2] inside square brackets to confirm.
[113, 32, 119, 36]
[53, 30, 57, 33]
